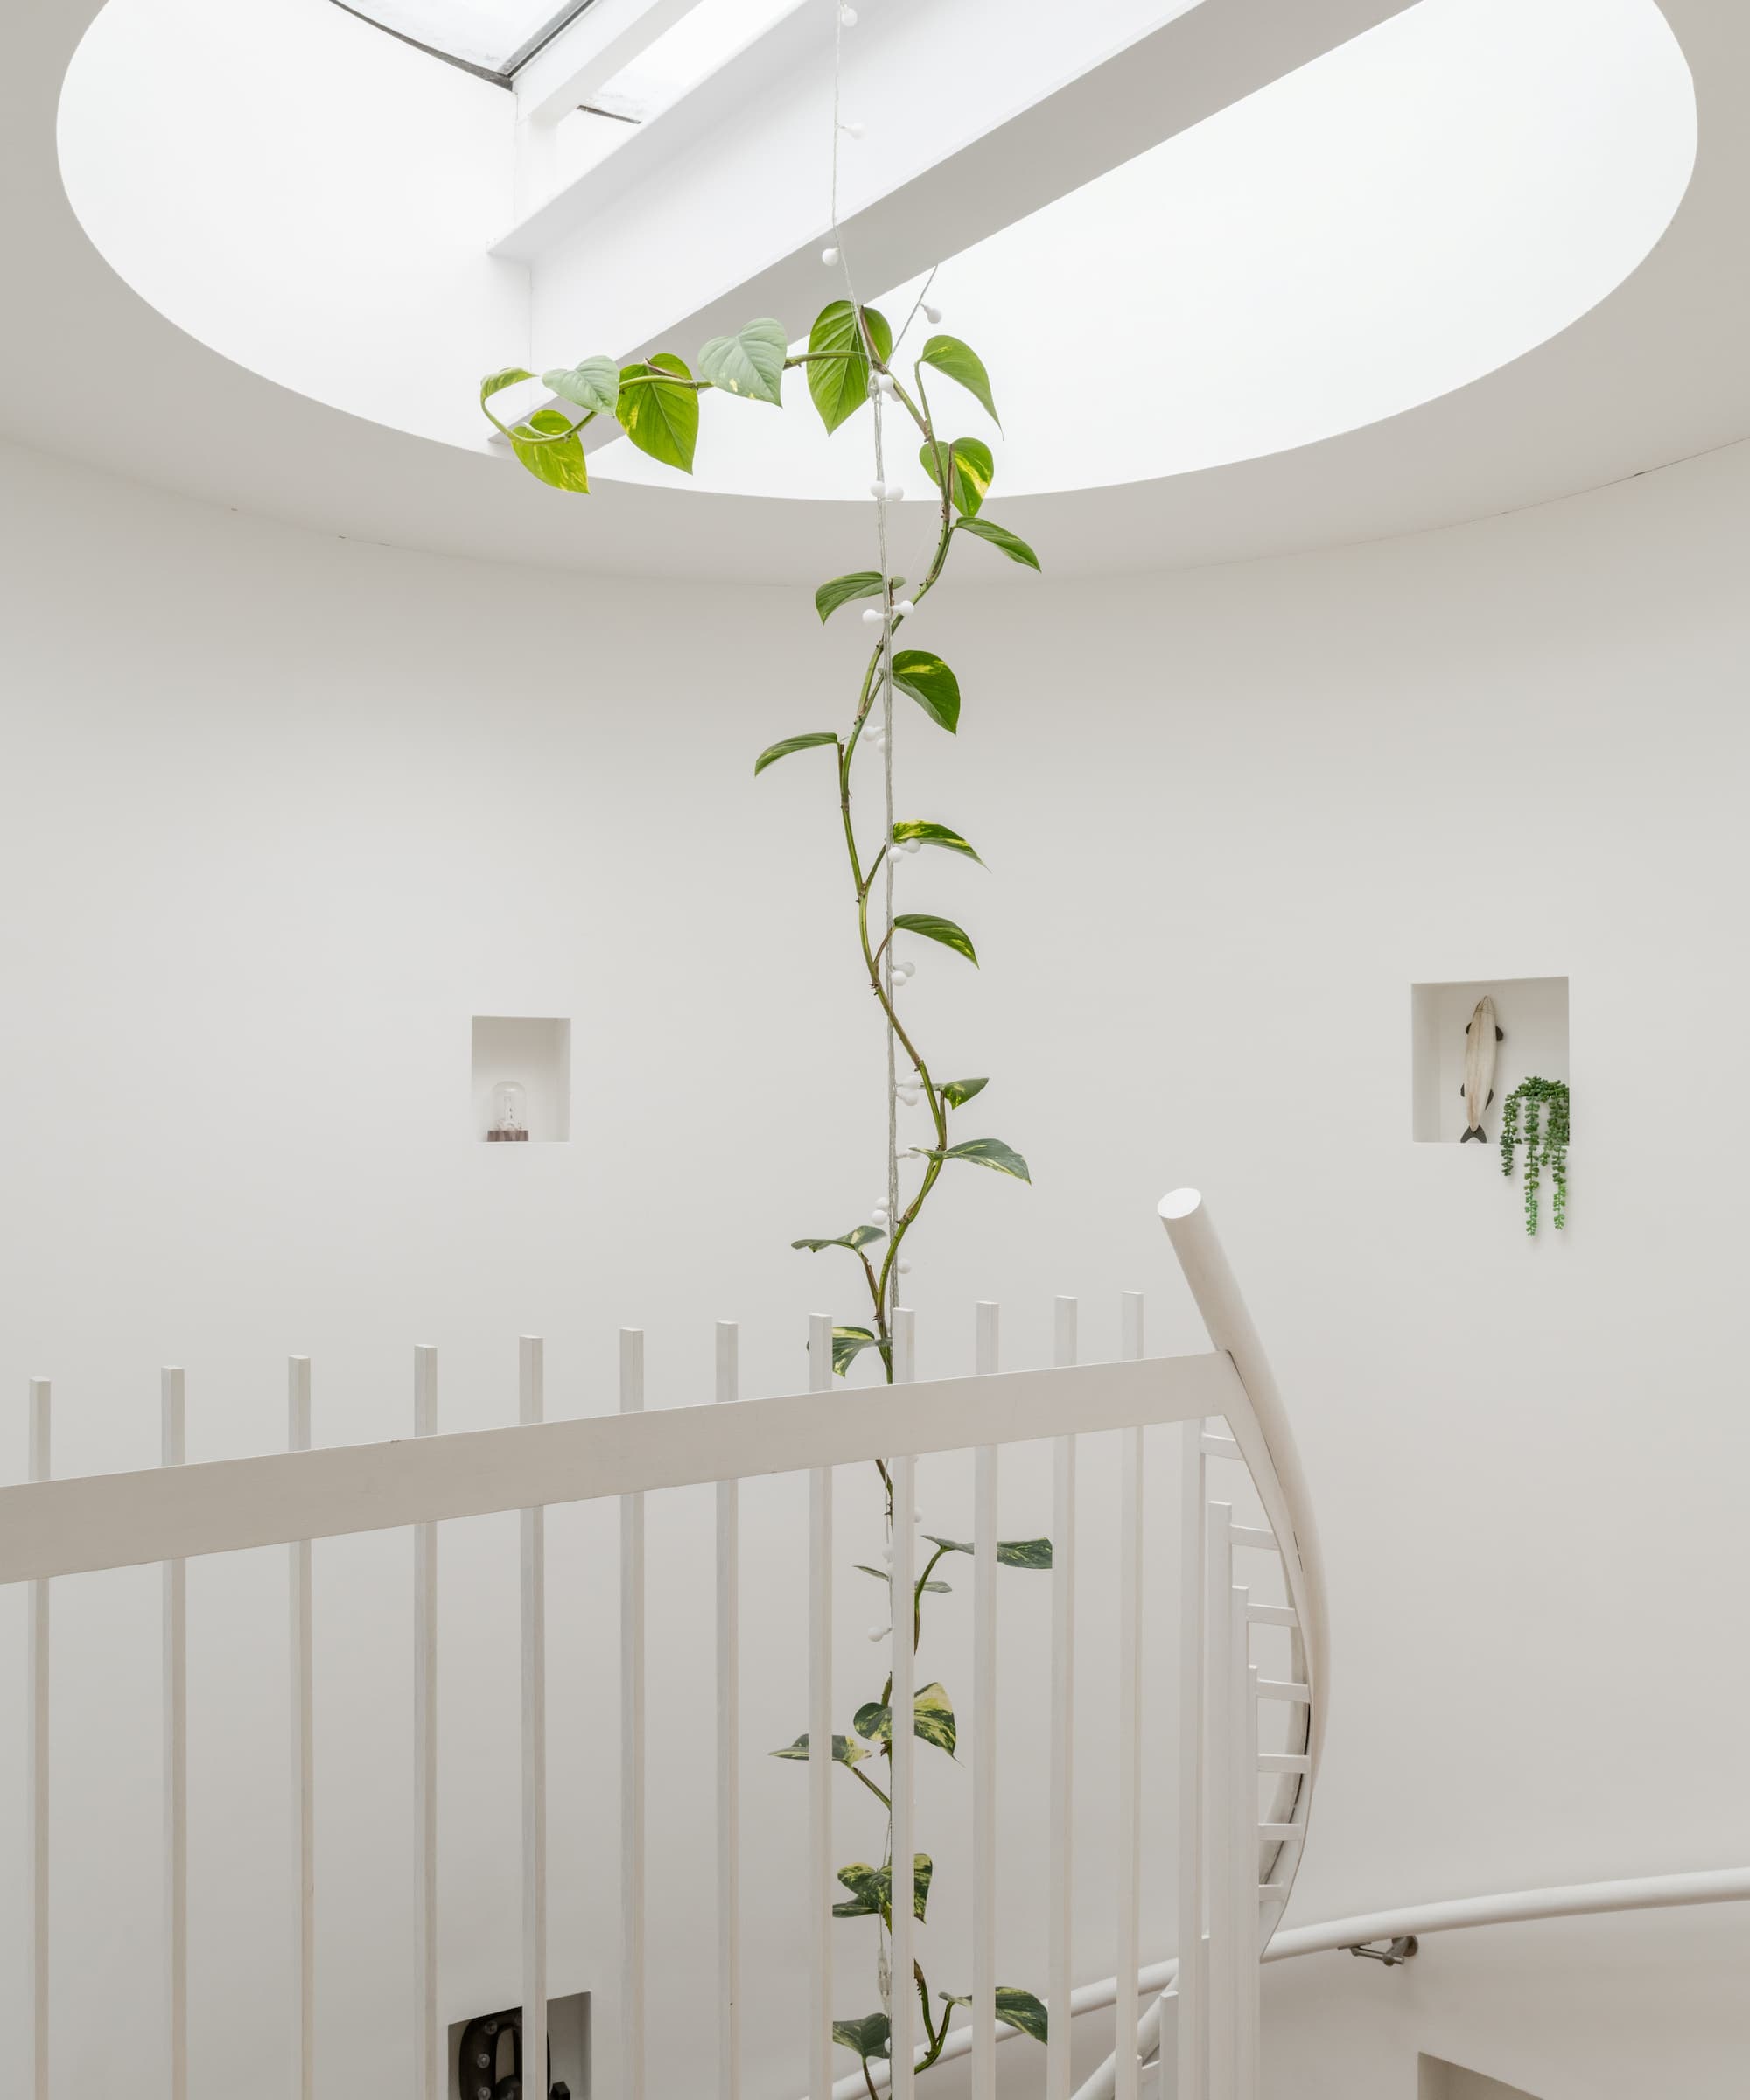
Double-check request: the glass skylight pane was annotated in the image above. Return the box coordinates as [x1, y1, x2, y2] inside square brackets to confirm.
[338, 2, 584, 76]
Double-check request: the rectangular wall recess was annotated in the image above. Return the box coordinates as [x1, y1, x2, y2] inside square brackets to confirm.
[472, 1016, 571, 1142]
[1410, 976, 1568, 1144]
[448, 1992, 590, 2099]
[1418, 2054, 1542, 2100]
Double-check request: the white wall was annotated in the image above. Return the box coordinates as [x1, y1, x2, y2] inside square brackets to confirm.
[1, 431, 1747, 2098]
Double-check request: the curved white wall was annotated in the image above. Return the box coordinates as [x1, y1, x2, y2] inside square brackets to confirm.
[1, 434, 1746, 2095]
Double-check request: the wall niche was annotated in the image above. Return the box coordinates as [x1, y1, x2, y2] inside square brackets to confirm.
[472, 1015, 571, 1143]
[1410, 976, 1568, 1144]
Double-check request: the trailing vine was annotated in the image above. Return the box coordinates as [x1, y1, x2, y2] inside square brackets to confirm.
[1500, 1076, 1570, 1235]
[483, 285, 1046, 2080]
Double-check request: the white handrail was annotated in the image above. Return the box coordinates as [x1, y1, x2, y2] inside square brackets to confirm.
[835, 1869, 1750, 2100]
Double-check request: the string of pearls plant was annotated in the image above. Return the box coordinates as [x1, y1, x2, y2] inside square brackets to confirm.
[480, 72, 1046, 2086]
[1499, 1076, 1570, 1235]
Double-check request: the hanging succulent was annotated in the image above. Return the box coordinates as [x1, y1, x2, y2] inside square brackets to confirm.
[1499, 1076, 1570, 1236]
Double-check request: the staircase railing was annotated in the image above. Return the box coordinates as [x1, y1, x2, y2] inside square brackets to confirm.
[0, 1188, 1314, 2100]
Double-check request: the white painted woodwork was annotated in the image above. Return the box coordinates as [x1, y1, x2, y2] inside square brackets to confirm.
[0, 1356, 1237, 1586]
[1204, 1505, 1234, 2100]
[1175, 1417, 1207, 2100]
[1228, 1597, 1254, 2100]
[161, 1368, 188, 2100]
[1114, 1293, 1144, 2100]
[27, 1379, 50, 2100]
[1245, 1603, 1298, 1629]
[1228, 1526, 1279, 1553]
[287, 1359, 314, 2100]
[520, 1338, 548, 2100]
[620, 1329, 647, 2100]
[806, 1313, 833, 2100]
[1198, 1433, 1241, 1462]
[714, 1320, 741, 2100]
[412, 1347, 438, 2100]
[889, 1440, 918, 2100]
[1256, 1680, 1312, 1703]
[970, 1302, 999, 2100]
[1046, 1297, 1078, 2100]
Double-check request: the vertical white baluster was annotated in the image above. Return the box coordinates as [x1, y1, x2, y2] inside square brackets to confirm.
[1176, 1424, 1209, 2100]
[1228, 1589, 1254, 2100]
[806, 1313, 833, 2100]
[1240, 1661, 1261, 2100]
[161, 1368, 188, 2100]
[1046, 1298, 1077, 2100]
[27, 1379, 50, 2100]
[520, 1339, 548, 2100]
[288, 1360, 314, 2100]
[889, 1306, 917, 2099]
[412, 1345, 438, 2100]
[1114, 1295, 1144, 2100]
[1203, 1505, 1234, 2100]
[714, 1322, 741, 2100]
[970, 1304, 999, 2100]
[620, 1331, 647, 2100]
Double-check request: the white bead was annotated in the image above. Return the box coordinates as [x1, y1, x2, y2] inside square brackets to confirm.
[923, 303, 942, 324]
[892, 960, 914, 976]
[869, 480, 886, 500]
[880, 1544, 893, 1563]
[902, 837, 920, 854]
[866, 1624, 889, 1642]
[887, 486, 906, 501]
[899, 1260, 913, 1274]
[861, 606, 883, 626]
[822, 246, 840, 265]
[839, 4, 857, 23]
[875, 373, 897, 396]
[844, 121, 865, 138]
[893, 598, 914, 616]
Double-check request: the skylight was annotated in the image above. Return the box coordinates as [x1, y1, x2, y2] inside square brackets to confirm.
[331, 1, 592, 81]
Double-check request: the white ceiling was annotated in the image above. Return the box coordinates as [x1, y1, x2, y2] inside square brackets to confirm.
[10, 0, 1750, 583]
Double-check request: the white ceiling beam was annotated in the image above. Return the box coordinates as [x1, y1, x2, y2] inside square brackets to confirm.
[514, 0, 710, 127]
[503, 0, 1419, 385]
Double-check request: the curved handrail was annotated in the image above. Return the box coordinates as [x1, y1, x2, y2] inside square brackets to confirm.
[834, 1869, 1750, 2097]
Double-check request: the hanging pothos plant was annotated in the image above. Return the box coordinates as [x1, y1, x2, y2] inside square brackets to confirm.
[1500, 1076, 1570, 1236]
[484, 292, 1047, 2085]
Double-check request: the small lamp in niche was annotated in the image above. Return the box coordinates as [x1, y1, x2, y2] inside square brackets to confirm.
[487, 1079, 529, 1142]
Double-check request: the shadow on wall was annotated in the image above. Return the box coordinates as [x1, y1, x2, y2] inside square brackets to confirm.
[1419, 2054, 1542, 2100]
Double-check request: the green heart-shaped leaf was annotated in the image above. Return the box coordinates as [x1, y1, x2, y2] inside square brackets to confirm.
[920, 334, 999, 425]
[893, 913, 977, 965]
[918, 1137, 1031, 1181]
[833, 1853, 933, 1923]
[941, 1076, 988, 1109]
[918, 437, 993, 516]
[509, 410, 590, 494]
[699, 318, 788, 406]
[542, 356, 619, 416]
[754, 732, 837, 775]
[771, 1732, 870, 1765]
[956, 515, 1041, 571]
[936, 1987, 1048, 2041]
[815, 571, 897, 623]
[832, 2013, 891, 2062]
[925, 1532, 1052, 1569]
[892, 820, 982, 864]
[890, 650, 961, 733]
[808, 302, 894, 435]
[851, 1681, 957, 1757]
[830, 1325, 884, 1376]
[791, 1225, 886, 1253]
[616, 353, 699, 472]
[481, 366, 534, 402]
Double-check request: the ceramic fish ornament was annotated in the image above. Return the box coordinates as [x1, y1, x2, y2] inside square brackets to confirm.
[1460, 996, 1503, 1143]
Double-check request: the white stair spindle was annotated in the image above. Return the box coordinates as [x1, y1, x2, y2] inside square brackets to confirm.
[287, 1359, 314, 2100]
[1177, 1419, 1208, 2100]
[1204, 1504, 1235, 2100]
[1229, 1590, 1255, 2100]
[1244, 1666, 1264, 2098]
[1047, 1296, 1078, 2100]
[161, 1368, 188, 2100]
[520, 1338, 548, 2100]
[890, 1306, 918, 2099]
[27, 1379, 50, 2100]
[412, 1346, 438, 2100]
[715, 1321, 741, 2100]
[620, 1329, 647, 2100]
[971, 1303, 999, 2100]
[1115, 1293, 1144, 2100]
[807, 1312, 834, 2100]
